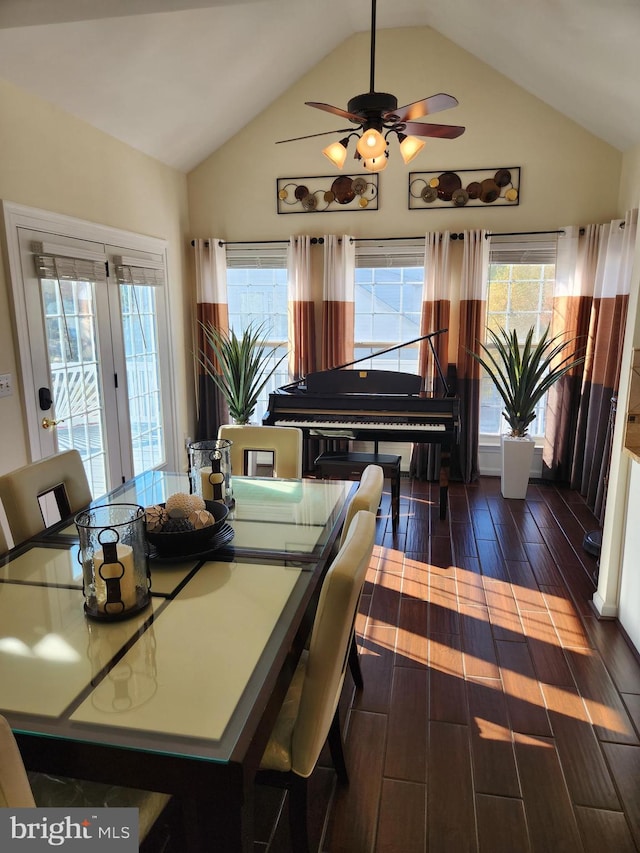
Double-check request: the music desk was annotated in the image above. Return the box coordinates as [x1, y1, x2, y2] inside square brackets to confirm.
[0, 472, 354, 852]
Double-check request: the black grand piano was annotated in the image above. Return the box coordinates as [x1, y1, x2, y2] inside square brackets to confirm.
[263, 330, 460, 519]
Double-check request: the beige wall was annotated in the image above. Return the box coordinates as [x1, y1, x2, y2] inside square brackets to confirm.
[0, 78, 192, 475]
[189, 27, 623, 240]
[188, 25, 624, 369]
[0, 26, 633, 480]
[619, 143, 640, 214]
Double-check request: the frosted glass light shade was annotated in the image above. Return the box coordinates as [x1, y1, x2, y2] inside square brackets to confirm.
[399, 135, 426, 164]
[356, 128, 386, 159]
[322, 139, 349, 169]
[363, 154, 388, 172]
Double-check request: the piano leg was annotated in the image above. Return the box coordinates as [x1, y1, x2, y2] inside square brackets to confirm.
[439, 445, 451, 520]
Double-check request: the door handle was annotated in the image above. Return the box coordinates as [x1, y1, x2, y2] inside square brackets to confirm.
[42, 417, 65, 430]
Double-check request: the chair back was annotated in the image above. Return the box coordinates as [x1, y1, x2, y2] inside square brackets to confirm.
[0, 715, 36, 807]
[339, 464, 384, 549]
[218, 425, 303, 479]
[290, 510, 375, 777]
[0, 450, 92, 546]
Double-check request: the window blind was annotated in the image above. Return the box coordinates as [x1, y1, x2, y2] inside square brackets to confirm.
[33, 253, 108, 284]
[114, 265, 165, 286]
[489, 236, 557, 265]
[355, 239, 425, 268]
[112, 255, 165, 286]
[225, 243, 288, 269]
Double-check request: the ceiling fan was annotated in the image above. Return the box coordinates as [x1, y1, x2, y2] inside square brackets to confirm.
[276, 0, 465, 172]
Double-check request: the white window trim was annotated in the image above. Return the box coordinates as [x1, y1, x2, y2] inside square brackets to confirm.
[2, 201, 178, 470]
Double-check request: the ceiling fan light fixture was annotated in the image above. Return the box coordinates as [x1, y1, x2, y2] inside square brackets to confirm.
[363, 153, 388, 173]
[356, 128, 386, 159]
[398, 133, 426, 164]
[322, 137, 350, 169]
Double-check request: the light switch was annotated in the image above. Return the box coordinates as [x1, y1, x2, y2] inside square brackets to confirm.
[0, 374, 13, 397]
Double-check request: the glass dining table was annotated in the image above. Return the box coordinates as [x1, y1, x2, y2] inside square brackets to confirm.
[0, 471, 354, 852]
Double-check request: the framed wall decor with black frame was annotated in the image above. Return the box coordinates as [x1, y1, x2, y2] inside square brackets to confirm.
[277, 174, 379, 214]
[408, 167, 520, 210]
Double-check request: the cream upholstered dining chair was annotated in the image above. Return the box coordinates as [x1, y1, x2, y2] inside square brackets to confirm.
[257, 509, 376, 853]
[337, 464, 383, 689]
[0, 715, 172, 848]
[0, 450, 92, 546]
[338, 463, 384, 549]
[0, 521, 8, 557]
[218, 424, 303, 479]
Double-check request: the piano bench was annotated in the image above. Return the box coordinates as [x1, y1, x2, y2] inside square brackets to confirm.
[314, 451, 401, 533]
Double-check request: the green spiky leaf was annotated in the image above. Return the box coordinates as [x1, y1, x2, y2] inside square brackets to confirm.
[467, 325, 585, 437]
[197, 321, 287, 424]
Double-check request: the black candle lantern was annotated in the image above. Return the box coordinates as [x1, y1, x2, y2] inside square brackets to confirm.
[188, 439, 234, 507]
[76, 503, 151, 621]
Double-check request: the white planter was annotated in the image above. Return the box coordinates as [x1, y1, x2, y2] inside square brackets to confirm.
[501, 434, 535, 499]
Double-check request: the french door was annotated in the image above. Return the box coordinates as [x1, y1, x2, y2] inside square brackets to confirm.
[5, 206, 177, 497]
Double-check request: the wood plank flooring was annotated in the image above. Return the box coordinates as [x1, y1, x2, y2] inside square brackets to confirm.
[255, 476, 640, 853]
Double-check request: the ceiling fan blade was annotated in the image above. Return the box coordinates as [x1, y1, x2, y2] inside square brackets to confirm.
[305, 101, 363, 123]
[275, 127, 356, 144]
[387, 93, 459, 123]
[400, 121, 466, 139]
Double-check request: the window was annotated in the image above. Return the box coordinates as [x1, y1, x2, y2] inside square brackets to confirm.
[225, 244, 289, 422]
[354, 241, 424, 372]
[480, 237, 557, 438]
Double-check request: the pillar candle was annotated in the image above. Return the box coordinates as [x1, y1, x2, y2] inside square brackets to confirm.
[200, 466, 225, 503]
[93, 543, 137, 613]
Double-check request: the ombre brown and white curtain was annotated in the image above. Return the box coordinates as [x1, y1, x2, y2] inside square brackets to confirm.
[543, 210, 637, 518]
[288, 235, 316, 380]
[457, 230, 490, 482]
[288, 235, 317, 470]
[411, 231, 451, 479]
[322, 234, 355, 369]
[193, 237, 229, 440]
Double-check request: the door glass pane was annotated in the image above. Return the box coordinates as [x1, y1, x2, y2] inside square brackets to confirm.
[41, 278, 108, 496]
[120, 284, 165, 473]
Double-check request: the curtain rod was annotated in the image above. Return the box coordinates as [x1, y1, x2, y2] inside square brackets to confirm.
[190, 239, 294, 248]
[484, 229, 565, 239]
[192, 223, 625, 249]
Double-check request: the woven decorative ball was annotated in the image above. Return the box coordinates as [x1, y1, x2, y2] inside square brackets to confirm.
[188, 509, 215, 530]
[146, 501, 229, 556]
[145, 504, 168, 533]
[165, 491, 201, 519]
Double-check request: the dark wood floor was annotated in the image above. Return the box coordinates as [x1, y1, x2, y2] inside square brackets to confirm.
[254, 476, 640, 853]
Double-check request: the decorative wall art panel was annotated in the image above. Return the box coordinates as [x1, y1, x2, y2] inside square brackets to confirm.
[277, 175, 378, 214]
[408, 167, 520, 209]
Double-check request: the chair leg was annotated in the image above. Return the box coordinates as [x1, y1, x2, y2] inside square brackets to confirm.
[288, 775, 310, 853]
[328, 708, 349, 786]
[348, 631, 364, 689]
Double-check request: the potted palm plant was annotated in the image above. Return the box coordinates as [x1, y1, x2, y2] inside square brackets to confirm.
[469, 325, 584, 498]
[199, 320, 287, 424]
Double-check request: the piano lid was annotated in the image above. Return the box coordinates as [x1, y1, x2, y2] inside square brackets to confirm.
[305, 369, 422, 396]
[278, 328, 450, 395]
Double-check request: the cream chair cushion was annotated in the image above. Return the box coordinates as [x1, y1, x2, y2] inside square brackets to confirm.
[218, 424, 303, 479]
[260, 510, 376, 778]
[0, 450, 92, 546]
[338, 463, 384, 549]
[0, 715, 169, 843]
[0, 715, 36, 807]
[28, 773, 170, 842]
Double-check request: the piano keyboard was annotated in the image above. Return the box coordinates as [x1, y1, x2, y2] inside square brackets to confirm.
[274, 418, 446, 432]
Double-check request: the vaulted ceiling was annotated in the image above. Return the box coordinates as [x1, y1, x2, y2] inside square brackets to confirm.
[0, 0, 638, 172]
